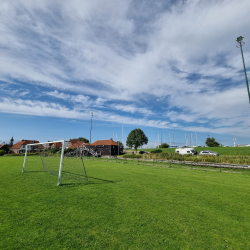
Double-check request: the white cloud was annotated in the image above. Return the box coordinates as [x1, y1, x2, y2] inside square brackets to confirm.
[2, 96, 250, 138]
[0, 97, 168, 128]
[112, 104, 153, 116]
[3, 0, 249, 100]
[1, 0, 250, 140]
[45, 90, 91, 105]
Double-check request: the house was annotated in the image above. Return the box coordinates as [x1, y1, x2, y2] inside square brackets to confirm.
[66, 139, 90, 149]
[67, 139, 84, 149]
[45, 141, 63, 149]
[65, 139, 119, 156]
[0, 144, 10, 153]
[12, 140, 39, 154]
[51, 142, 62, 148]
[91, 139, 119, 156]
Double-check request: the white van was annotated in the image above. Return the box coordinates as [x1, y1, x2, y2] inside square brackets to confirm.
[175, 148, 197, 155]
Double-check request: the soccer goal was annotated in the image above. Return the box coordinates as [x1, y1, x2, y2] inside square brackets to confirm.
[22, 140, 88, 186]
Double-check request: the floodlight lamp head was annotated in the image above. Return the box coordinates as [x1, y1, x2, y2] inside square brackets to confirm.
[236, 36, 244, 42]
[236, 36, 245, 48]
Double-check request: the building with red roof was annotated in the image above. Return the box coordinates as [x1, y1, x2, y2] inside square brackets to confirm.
[66, 139, 87, 149]
[91, 139, 119, 156]
[65, 138, 119, 156]
[12, 140, 39, 154]
[45, 142, 63, 149]
[0, 144, 10, 154]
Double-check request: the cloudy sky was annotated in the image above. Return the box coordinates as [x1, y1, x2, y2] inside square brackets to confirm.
[1, 0, 250, 147]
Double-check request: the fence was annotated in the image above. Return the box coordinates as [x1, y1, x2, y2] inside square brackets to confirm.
[76, 156, 250, 172]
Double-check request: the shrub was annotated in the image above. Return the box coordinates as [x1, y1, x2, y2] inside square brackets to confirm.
[0, 150, 5, 156]
[122, 154, 142, 158]
[64, 148, 74, 154]
[151, 149, 162, 153]
[4, 152, 38, 156]
[51, 147, 61, 154]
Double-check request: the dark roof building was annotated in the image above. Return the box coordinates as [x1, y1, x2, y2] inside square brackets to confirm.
[92, 139, 119, 156]
[0, 144, 10, 153]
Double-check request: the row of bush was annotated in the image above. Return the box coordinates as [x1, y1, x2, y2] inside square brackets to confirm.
[142, 152, 250, 165]
[0, 150, 5, 156]
[122, 152, 250, 165]
[3, 152, 39, 157]
[0, 147, 74, 157]
[122, 154, 142, 159]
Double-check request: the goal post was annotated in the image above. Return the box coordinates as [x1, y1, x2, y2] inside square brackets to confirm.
[57, 140, 65, 186]
[22, 140, 88, 186]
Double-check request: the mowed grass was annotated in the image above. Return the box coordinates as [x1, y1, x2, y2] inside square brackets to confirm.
[1, 156, 250, 249]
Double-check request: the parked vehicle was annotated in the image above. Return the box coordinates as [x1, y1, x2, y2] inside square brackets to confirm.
[175, 148, 197, 155]
[139, 151, 148, 154]
[199, 150, 219, 156]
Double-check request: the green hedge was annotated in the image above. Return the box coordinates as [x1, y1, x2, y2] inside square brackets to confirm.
[4, 153, 39, 157]
[0, 150, 5, 156]
[142, 152, 250, 165]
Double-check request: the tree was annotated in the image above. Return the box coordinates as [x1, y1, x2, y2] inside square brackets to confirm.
[159, 143, 169, 148]
[205, 137, 220, 147]
[126, 128, 148, 152]
[51, 147, 61, 154]
[64, 148, 74, 154]
[72, 137, 89, 143]
[116, 141, 124, 154]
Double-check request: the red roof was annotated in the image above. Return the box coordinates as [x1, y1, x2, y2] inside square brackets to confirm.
[92, 139, 118, 146]
[52, 142, 62, 147]
[0, 144, 9, 150]
[12, 140, 39, 149]
[67, 140, 85, 149]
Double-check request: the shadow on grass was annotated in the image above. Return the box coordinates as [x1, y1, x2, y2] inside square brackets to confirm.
[24, 171, 117, 187]
[150, 149, 163, 153]
[23, 171, 44, 173]
[88, 176, 116, 183]
[60, 176, 116, 187]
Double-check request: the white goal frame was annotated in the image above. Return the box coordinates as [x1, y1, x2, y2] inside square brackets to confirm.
[22, 140, 65, 186]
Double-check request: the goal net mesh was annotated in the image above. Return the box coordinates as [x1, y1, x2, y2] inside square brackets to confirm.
[23, 140, 88, 185]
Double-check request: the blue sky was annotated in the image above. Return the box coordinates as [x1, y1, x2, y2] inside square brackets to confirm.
[1, 0, 250, 147]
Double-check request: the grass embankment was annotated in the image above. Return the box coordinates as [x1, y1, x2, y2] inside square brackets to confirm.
[1, 156, 250, 249]
[124, 147, 250, 165]
[138, 147, 250, 156]
[142, 153, 250, 165]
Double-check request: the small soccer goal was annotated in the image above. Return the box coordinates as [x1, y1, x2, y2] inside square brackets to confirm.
[22, 140, 88, 186]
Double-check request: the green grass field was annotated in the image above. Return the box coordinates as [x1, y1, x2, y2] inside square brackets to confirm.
[1, 156, 250, 249]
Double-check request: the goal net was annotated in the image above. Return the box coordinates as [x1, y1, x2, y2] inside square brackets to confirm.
[22, 140, 88, 186]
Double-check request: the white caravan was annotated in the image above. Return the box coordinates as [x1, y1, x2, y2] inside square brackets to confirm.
[175, 147, 197, 155]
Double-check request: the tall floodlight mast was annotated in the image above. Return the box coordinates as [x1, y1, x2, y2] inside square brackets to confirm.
[236, 36, 250, 103]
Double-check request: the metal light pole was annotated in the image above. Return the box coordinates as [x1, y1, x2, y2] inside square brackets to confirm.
[89, 112, 93, 156]
[236, 36, 250, 103]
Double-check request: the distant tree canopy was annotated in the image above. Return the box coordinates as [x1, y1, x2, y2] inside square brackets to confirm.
[72, 137, 89, 143]
[51, 147, 61, 154]
[205, 137, 220, 147]
[116, 141, 124, 153]
[126, 128, 148, 152]
[159, 143, 169, 148]
[64, 148, 74, 154]
[0, 145, 10, 153]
